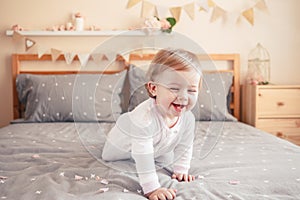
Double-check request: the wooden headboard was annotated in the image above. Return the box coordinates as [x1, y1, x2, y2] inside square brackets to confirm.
[129, 53, 240, 120]
[12, 54, 128, 119]
[12, 53, 240, 120]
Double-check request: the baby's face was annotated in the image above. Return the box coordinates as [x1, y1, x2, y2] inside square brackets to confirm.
[152, 66, 201, 119]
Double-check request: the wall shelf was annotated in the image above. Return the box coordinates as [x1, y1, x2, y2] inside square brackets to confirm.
[6, 30, 167, 37]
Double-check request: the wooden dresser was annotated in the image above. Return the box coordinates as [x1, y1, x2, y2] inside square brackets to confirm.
[242, 85, 300, 145]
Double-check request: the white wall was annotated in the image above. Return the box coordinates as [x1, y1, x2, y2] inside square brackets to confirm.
[0, 0, 299, 127]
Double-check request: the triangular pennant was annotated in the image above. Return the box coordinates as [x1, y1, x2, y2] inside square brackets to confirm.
[51, 48, 62, 61]
[207, 0, 215, 7]
[37, 45, 48, 58]
[169, 7, 182, 22]
[197, 0, 209, 12]
[141, 1, 156, 18]
[242, 8, 254, 26]
[183, 2, 195, 20]
[210, 6, 226, 22]
[77, 53, 90, 67]
[255, 0, 268, 13]
[102, 54, 109, 61]
[64, 52, 76, 65]
[199, 7, 208, 12]
[91, 53, 103, 64]
[103, 52, 117, 62]
[25, 38, 36, 51]
[126, 0, 142, 9]
[12, 31, 23, 42]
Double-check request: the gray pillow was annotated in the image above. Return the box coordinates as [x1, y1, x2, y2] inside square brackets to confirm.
[192, 72, 237, 121]
[126, 65, 236, 121]
[16, 72, 127, 122]
[127, 65, 149, 111]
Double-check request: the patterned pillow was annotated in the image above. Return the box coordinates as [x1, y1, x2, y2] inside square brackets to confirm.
[192, 72, 237, 121]
[127, 65, 149, 111]
[16, 72, 127, 122]
[126, 65, 236, 121]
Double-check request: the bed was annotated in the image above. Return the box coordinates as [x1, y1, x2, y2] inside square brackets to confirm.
[1, 53, 300, 200]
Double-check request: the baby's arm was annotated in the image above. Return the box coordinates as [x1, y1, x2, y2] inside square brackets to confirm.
[172, 114, 195, 182]
[131, 139, 177, 199]
[172, 142, 195, 183]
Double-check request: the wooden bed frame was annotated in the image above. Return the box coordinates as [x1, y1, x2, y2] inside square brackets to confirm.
[12, 53, 240, 120]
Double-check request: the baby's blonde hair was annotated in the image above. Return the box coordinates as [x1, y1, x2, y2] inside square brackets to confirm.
[145, 48, 202, 98]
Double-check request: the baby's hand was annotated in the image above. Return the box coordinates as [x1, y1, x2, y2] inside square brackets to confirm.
[171, 173, 195, 182]
[145, 187, 177, 200]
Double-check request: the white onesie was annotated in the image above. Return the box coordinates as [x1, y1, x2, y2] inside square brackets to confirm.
[102, 98, 195, 194]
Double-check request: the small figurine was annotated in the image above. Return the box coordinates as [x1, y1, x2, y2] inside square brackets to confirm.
[11, 24, 24, 31]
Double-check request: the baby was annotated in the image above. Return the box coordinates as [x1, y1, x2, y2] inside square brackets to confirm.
[102, 48, 202, 200]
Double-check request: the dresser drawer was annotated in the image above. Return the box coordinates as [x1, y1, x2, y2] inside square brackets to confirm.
[257, 88, 300, 117]
[257, 118, 300, 145]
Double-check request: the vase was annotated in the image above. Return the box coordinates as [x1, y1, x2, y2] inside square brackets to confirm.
[75, 17, 84, 31]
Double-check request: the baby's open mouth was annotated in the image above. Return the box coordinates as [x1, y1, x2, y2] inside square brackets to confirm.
[172, 103, 185, 112]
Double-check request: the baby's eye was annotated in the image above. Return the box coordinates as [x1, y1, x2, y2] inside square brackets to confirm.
[169, 88, 180, 92]
[188, 89, 198, 93]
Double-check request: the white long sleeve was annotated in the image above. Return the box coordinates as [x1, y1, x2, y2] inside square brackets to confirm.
[102, 98, 195, 194]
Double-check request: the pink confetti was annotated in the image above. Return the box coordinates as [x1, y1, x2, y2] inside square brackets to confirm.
[228, 180, 240, 185]
[97, 187, 109, 193]
[197, 175, 204, 179]
[35, 191, 42, 194]
[100, 179, 108, 185]
[90, 174, 96, 179]
[123, 189, 129, 193]
[32, 154, 40, 158]
[75, 175, 83, 181]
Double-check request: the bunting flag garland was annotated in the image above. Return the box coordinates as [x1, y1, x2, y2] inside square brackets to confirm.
[104, 52, 118, 62]
[126, 0, 268, 26]
[183, 2, 195, 20]
[91, 53, 104, 64]
[37, 45, 48, 58]
[64, 52, 76, 65]
[77, 53, 90, 67]
[169, 7, 182, 22]
[255, 0, 268, 13]
[210, 6, 226, 23]
[141, 1, 156, 18]
[207, 0, 215, 8]
[25, 38, 36, 51]
[126, 0, 142, 9]
[242, 8, 254, 26]
[51, 48, 62, 61]
[10, 31, 120, 66]
[197, 0, 209, 12]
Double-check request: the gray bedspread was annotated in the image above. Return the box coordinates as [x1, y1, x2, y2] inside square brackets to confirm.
[0, 121, 300, 200]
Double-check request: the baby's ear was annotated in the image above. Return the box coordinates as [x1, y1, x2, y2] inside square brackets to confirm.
[146, 82, 157, 98]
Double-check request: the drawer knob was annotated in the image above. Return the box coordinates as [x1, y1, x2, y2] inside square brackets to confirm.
[276, 132, 285, 138]
[277, 102, 285, 106]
